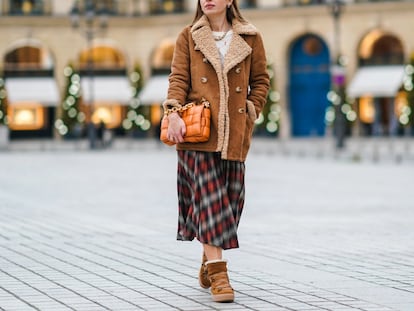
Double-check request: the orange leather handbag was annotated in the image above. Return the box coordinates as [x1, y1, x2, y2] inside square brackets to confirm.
[160, 99, 211, 146]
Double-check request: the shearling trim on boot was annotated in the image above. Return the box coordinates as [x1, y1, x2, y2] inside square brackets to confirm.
[198, 253, 210, 289]
[206, 260, 234, 303]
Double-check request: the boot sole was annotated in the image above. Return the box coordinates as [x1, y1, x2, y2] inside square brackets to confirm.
[212, 293, 234, 303]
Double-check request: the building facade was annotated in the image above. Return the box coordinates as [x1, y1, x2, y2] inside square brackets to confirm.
[0, 0, 413, 140]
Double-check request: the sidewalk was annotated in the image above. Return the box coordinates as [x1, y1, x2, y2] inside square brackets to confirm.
[0, 145, 413, 310]
[4, 136, 414, 163]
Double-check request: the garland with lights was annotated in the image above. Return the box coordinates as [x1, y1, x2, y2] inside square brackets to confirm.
[55, 64, 84, 137]
[0, 74, 8, 126]
[325, 60, 356, 136]
[123, 61, 152, 135]
[253, 61, 280, 136]
[404, 55, 414, 134]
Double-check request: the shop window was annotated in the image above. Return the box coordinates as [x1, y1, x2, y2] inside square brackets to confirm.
[91, 104, 122, 129]
[8, 0, 47, 15]
[8, 104, 44, 130]
[359, 97, 375, 124]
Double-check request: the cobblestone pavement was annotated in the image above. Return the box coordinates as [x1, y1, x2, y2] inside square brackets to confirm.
[0, 140, 413, 310]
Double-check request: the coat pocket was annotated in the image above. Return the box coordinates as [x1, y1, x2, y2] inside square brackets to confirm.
[246, 99, 257, 122]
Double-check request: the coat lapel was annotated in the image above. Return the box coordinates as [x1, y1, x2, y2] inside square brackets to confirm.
[223, 33, 252, 75]
[191, 16, 223, 75]
[223, 21, 257, 74]
[191, 16, 257, 75]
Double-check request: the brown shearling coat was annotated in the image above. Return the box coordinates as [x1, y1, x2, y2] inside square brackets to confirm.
[163, 15, 270, 161]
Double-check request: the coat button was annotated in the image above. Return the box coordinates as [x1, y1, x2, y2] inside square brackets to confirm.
[235, 86, 242, 93]
[238, 108, 245, 114]
[235, 67, 241, 74]
[201, 77, 208, 83]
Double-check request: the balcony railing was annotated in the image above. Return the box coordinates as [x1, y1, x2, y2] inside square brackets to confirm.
[0, 0, 408, 17]
[5, 0, 52, 15]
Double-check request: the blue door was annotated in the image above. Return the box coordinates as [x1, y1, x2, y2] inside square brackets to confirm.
[289, 35, 331, 136]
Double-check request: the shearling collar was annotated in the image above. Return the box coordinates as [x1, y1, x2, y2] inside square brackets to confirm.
[190, 15, 255, 75]
[191, 14, 257, 35]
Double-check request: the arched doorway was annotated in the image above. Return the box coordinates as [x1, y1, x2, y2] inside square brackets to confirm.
[288, 34, 331, 136]
[350, 30, 405, 136]
[3, 41, 59, 138]
[77, 44, 132, 133]
[137, 38, 175, 137]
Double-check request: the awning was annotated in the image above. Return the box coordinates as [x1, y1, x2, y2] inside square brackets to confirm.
[138, 75, 169, 105]
[81, 76, 132, 104]
[347, 66, 406, 98]
[5, 77, 59, 105]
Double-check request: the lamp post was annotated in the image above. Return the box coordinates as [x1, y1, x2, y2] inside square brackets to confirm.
[328, 0, 346, 149]
[70, 0, 108, 149]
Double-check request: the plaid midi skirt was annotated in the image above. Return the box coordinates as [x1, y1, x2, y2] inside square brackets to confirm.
[176, 150, 245, 250]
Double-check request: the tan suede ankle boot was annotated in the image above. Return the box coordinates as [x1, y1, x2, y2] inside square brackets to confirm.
[206, 260, 234, 303]
[198, 253, 211, 289]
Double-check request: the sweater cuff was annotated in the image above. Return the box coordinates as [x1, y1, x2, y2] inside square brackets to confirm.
[162, 99, 182, 112]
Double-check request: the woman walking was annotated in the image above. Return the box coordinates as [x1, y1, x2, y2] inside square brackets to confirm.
[162, 0, 269, 303]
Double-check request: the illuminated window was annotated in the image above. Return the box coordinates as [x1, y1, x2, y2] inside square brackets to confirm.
[359, 97, 375, 124]
[91, 104, 122, 128]
[8, 104, 44, 130]
[79, 46, 126, 70]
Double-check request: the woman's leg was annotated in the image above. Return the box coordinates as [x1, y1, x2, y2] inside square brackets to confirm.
[198, 244, 223, 289]
[203, 243, 222, 260]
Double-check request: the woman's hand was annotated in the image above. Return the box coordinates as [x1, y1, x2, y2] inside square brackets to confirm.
[167, 112, 186, 144]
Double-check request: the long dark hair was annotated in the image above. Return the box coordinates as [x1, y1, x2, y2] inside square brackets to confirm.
[192, 0, 247, 25]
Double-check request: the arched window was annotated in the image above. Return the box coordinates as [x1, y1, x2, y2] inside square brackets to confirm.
[78, 45, 127, 75]
[4, 44, 54, 76]
[151, 39, 175, 74]
[358, 30, 404, 66]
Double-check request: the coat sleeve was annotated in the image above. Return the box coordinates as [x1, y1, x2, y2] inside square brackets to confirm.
[247, 32, 270, 119]
[162, 27, 191, 112]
